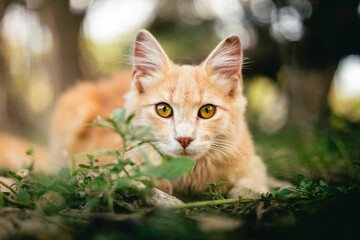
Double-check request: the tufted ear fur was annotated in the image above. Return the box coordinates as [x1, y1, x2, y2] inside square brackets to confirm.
[204, 35, 243, 95]
[133, 30, 171, 93]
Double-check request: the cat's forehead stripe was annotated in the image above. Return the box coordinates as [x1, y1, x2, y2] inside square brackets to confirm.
[156, 65, 228, 108]
[174, 66, 201, 105]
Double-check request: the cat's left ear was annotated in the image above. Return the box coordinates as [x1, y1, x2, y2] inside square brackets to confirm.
[204, 35, 243, 94]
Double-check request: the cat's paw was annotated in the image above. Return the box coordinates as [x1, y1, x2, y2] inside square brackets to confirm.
[228, 178, 268, 199]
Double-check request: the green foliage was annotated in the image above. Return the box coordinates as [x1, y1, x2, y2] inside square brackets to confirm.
[91, 109, 154, 157]
[202, 181, 227, 200]
[144, 156, 194, 180]
[0, 109, 194, 214]
[26, 147, 34, 156]
[0, 109, 359, 238]
[253, 126, 360, 183]
[293, 174, 329, 198]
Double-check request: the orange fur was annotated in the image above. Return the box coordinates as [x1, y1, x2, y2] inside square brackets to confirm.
[0, 134, 52, 173]
[49, 30, 277, 198]
[0, 31, 277, 199]
[50, 72, 132, 167]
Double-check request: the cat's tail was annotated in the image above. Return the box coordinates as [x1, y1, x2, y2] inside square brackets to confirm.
[0, 133, 58, 174]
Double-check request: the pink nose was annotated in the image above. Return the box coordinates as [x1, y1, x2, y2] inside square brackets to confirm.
[176, 137, 194, 148]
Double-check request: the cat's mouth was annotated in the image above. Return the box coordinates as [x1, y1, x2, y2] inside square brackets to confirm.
[174, 148, 204, 160]
[180, 149, 193, 157]
[156, 142, 206, 160]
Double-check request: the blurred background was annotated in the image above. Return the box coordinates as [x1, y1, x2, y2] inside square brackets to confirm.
[0, 0, 359, 182]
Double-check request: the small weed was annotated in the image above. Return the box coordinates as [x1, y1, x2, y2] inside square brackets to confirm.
[203, 181, 227, 200]
[0, 109, 194, 214]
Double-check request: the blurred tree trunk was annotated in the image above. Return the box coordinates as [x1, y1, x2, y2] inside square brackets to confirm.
[282, 0, 358, 135]
[38, 0, 84, 99]
[0, 0, 13, 131]
[0, 0, 34, 135]
[285, 65, 336, 136]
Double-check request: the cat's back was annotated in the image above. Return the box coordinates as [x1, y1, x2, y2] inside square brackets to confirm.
[0, 133, 50, 172]
[50, 71, 132, 166]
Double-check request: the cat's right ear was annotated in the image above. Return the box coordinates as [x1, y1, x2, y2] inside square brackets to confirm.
[133, 30, 170, 93]
[204, 35, 243, 96]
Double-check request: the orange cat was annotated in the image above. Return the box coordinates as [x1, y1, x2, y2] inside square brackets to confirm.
[49, 30, 283, 198]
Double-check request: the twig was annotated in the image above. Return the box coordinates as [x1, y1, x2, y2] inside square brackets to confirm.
[0, 192, 31, 208]
[0, 179, 18, 196]
[171, 198, 254, 210]
[105, 171, 114, 213]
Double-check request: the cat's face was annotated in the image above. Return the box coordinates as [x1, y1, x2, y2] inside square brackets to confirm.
[125, 30, 246, 160]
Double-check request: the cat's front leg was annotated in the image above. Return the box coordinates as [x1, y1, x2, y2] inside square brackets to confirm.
[154, 179, 173, 195]
[227, 178, 268, 199]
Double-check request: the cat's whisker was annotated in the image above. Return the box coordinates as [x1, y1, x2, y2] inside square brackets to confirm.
[211, 139, 251, 163]
[205, 150, 227, 168]
[214, 138, 253, 156]
[211, 145, 239, 164]
[241, 56, 252, 70]
[210, 142, 238, 163]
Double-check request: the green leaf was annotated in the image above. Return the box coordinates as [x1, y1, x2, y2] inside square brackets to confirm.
[17, 188, 31, 203]
[78, 164, 91, 169]
[113, 109, 126, 122]
[105, 118, 118, 129]
[59, 168, 71, 179]
[215, 180, 228, 186]
[319, 179, 328, 187]
[26, 147, 34, 156]
[126, 113, 135, 124]
[114, 179, 131, 190]
[86, 197, 100, 209]
[145, 157, 194, 180]
[277, 188, 293, 198]
[87, 154, 95, 161]
[297, 174, 305, 183]
[96, 116, 106, 126]
[8, 171, 22, 181]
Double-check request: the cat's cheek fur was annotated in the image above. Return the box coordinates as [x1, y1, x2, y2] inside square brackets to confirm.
[139, 108, 182, 155]
[144, 109, 167, 130]
[144, 113, 174, 148]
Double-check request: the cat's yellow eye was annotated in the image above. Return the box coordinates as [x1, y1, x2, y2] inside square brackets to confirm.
[198, 104, 216, 119]
[156, 103, 173, 118]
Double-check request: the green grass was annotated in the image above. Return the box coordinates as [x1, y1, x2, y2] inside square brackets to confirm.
[0, 109, 359, 239]
[253, 123, 360, 184]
